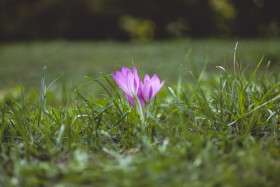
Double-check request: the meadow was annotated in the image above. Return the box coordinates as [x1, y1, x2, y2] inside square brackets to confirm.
[1, 38, 280, 186]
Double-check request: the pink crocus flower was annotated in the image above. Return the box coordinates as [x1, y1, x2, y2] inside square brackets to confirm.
[112, 66, 165, 108]
[138, 74, 165, 106]
[112, 67, 140, 106]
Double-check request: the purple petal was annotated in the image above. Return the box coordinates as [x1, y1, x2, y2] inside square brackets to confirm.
[155, 80, 165, 95]
[133, 67, 139, 91]
[143, 79, 151, 102]
[137, 94, 145, 106]
[113, 71, 130, 94]
[144, 74, 150, 82]
[112, 72, 121, 86]
[160, 80, 165, 88]
[114, 71, 126, 86]
[137, 76, 142, 95]
[143, 74, 151, 101]
[122, 67, 130, 75]
[151, 77, 159, 96]
[134, 78, 137, 90]
[127, 71, 136, 97]
[125, 94, 135, 106]
[151, 74, 158, 80]
[136, 76, 146, 106]
[149, 86, 153, 100]
[133, 67, 138, 78]
[112, 72, 116, 80]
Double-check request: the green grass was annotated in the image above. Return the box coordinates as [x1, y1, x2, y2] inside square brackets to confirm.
[1, 39, 280, 186]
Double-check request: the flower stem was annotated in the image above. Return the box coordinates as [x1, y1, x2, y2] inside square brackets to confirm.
[135, 97, 145, 124]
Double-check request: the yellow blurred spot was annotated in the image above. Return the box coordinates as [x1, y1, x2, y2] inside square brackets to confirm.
[119, 16, 155, 42]
[210, 0, 236, 19]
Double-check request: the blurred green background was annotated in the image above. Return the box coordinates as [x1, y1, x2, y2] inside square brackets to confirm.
[1, 39, 279, 87]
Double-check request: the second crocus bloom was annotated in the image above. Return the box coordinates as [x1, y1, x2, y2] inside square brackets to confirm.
[138, 74, 165, 106]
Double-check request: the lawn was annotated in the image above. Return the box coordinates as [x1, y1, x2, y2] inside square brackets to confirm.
[1, 38, 280, 86]
[1, 38, 280, 186]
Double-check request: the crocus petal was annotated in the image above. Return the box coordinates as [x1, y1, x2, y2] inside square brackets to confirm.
[143, 79, 151, 103]
[134, 78, 138, 91]
[155, 80, 165, 95]
[149, 86, 153, 100]
[113, 71, 129, 94]
[137, 76, 142, 96]
[144, 74, 150, 82]
[151, 74, 158, 80]
[160, 80, 165, 88]
[133, 67, 139, 80]
[125, 94, 135, 106]
[154, 75, 161, 93]
[137, 93, 145, 106]
[122, 67, 130, 75]
[112, 67, 142, 107]
[126, 71, 136, 97]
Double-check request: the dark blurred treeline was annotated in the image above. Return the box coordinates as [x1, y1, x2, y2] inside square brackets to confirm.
[0, 0, 279, 41]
